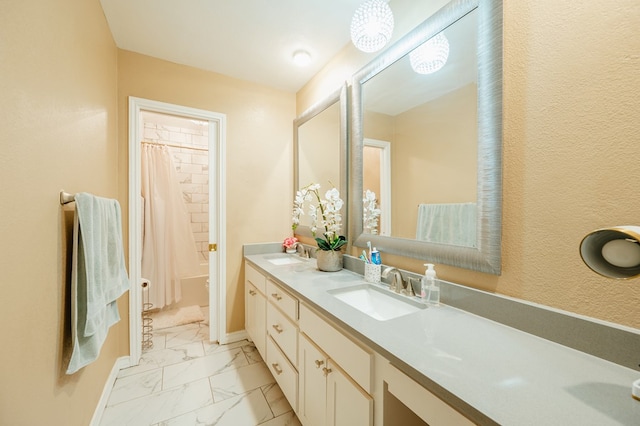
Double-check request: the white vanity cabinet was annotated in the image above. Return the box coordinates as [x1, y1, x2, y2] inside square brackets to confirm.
[298, 304, 373, 426]
[245, 263, 267, 358]
[299, 333, 373, 426]
[265, 278, 300, 411]
[245, 260, 464, 425]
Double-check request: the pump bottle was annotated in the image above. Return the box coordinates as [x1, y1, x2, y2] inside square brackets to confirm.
[421, 263, 440, 306]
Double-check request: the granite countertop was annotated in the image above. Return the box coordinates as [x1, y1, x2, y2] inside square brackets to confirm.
[245, 252, 640, 425]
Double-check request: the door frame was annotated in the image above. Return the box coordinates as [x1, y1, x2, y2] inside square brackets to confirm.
[363, 138, 391, 236]
[128, 96, 227, 365]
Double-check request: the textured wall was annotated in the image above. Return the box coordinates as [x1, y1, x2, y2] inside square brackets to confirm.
[0, 0, 122, 424]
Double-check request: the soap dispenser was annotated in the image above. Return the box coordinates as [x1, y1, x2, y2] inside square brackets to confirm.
[421, 263, 440, 306]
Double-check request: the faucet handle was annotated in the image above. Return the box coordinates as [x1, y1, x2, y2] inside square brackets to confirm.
[296, 244, 309, 258]
[382, 267, 402, 292]
[405, 277, 418, 298]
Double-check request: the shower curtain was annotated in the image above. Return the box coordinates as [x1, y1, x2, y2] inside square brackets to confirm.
[141, 144, 201, 309]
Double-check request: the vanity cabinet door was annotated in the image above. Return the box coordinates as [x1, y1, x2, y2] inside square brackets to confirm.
[299, 333, 372, 426]
[245, 280, 266, 358]
[326, 359, 373, 426]
[298, 334, 327, 426]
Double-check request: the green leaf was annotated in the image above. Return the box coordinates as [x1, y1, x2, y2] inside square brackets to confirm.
[315, 237, 331, 250]
[316, 235, 347, 251]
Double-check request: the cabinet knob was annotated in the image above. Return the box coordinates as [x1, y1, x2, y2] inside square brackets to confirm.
[314, 359, 325, 368]
[249, 289, 256, 296]
[271, 293, 283, 301]
[272, 324, 284, 334]
[322, 367, 332, 377]
[272, 363, 283, 375]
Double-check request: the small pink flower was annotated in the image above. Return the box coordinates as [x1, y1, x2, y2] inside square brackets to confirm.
[283, 237, 298, 249]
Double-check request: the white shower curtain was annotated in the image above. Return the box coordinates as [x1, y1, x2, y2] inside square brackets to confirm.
[141, 144, 201, 309]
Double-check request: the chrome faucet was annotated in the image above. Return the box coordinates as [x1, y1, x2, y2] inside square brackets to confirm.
[381, 267, 415, 296]
[296, 243, 309, 259]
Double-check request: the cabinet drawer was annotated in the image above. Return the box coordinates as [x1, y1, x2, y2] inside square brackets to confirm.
[267, 301, 298, 365]
[299, 304, 372, 393]
[266, 279, 298, 321]
[246, 263, 266, 294]
[266, 335, 298, 412]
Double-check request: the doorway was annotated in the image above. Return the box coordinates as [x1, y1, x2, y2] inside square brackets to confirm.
[363, 138, 391, 236]
[128, 97, 227, 365]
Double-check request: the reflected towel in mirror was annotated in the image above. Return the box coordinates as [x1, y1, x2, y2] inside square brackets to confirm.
[416, 203, 477, 247]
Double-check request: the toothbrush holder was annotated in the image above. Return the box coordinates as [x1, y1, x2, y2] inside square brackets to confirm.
[364, 263, 381, 283]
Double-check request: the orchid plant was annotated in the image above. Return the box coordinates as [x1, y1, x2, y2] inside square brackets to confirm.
[292, 183, 347, 251]
[363, 189, 382, 235]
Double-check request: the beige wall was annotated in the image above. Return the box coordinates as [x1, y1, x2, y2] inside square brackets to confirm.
[392, 83, 478, 239]
[298, 101, 342, 199]
[298, 1, 640, 329]
[117, 50, 296, 333]
[0, 0, 124, 424]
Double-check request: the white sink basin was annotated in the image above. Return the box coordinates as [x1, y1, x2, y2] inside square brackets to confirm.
[329, 284, 425, 321]
[265, 254, 304, 266]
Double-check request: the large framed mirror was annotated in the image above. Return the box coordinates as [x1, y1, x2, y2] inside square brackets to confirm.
[350, 0, 502, 274]
[294, 84, 348, 240]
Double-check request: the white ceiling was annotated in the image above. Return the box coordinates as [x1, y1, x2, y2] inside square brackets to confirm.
[100, 0, 366, 93]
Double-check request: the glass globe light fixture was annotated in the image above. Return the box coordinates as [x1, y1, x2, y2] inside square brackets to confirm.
[409, 32, 450, 75]
[350, 0, 394, 53]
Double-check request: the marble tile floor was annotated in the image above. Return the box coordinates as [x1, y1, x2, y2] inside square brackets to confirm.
[99, 314, 301, 426]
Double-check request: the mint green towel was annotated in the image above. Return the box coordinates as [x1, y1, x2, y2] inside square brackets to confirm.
[67, 193, 129, 375]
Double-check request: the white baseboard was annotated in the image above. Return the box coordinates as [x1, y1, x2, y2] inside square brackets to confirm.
[90, 356, 130, 426]
[219, 329, 248, 345]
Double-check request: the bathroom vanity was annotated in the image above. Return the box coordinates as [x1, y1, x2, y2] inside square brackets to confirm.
[245, 248, 640, 425]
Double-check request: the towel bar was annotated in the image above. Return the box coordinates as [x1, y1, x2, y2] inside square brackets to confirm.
[60, 190, 75, 205]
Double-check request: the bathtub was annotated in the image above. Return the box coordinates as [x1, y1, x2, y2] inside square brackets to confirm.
[175, 263, 209, 308]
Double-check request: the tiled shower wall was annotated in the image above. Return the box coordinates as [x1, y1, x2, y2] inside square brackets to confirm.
[142, 111, 210, 262]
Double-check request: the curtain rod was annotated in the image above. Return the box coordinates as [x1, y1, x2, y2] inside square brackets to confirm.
[141, 140, 208, 152]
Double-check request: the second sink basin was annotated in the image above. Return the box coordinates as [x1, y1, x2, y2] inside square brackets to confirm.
[329, 283, 426, 321]
[264, 254, 304, 266]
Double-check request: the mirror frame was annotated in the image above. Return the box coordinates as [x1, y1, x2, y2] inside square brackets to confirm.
[294, 84, 349, 243]
[350, 0, 503, 274]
